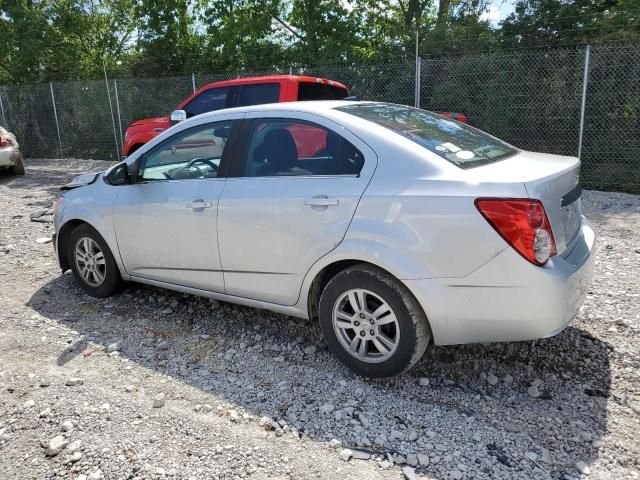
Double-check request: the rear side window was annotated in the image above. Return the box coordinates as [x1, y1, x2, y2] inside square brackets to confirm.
[336, 103, 517, 169]
[243, 119, 364, 177]
[235, 83, 280, 107]
[298, 82, 349, 101]
[183, 87, 228, 117]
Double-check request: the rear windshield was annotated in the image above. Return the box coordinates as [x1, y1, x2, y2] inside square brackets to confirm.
[335, 103, 517, 168]
[298, 82, 349, 101]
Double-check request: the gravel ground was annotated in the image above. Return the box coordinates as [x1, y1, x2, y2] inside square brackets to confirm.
[0, 158, 639, 480]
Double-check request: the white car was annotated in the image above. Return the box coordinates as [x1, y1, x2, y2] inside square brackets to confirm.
[53, 101, 595, 377]
[0, 126, 25, 175]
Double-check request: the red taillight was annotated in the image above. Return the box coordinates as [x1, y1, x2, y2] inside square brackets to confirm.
[475, 198, 557, 266]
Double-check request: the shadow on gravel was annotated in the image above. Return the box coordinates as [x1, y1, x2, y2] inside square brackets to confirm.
[28, 274, 613, 479]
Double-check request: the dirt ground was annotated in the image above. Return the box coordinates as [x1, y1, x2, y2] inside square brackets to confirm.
[0, 158, 639, 480]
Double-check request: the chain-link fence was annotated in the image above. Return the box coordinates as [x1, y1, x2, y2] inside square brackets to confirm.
[1, 43, 639, 192]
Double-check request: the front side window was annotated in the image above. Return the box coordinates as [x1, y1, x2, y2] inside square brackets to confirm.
[336, 103, 517, 169]
[243, 119, 364, 177]
[183, 88, 228, 117]
[141, 121, 232, 181]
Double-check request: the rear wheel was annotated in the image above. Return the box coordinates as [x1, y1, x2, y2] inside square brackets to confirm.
[67, 224, 122, 297]
[319, 264, 431, 378]
[10, 156, 25, 175]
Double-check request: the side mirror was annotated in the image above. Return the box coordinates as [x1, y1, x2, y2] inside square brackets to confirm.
[105, 162, 129, 186]
[170, 109, 187, 125]
[104, 158, 140, 186]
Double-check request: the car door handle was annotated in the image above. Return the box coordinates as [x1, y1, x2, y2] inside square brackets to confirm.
[186, 199, 213, 210]
[305, 195, 339, 208]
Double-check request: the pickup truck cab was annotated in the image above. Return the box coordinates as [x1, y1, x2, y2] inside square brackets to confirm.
[123, 75, 350, 156]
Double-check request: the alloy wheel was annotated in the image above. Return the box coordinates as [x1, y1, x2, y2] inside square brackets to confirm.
[74, 237, 106, 287]
[332, 288, 400, 363]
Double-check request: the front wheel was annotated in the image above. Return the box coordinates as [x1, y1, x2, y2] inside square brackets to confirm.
[67, 224, 122, 297]
[319, 264, 431, 378]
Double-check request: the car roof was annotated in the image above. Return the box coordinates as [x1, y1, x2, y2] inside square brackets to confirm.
[202, 75, 349, 90]
[194, 100, 367, 120]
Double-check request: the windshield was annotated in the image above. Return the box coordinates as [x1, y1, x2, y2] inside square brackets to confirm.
[335, 103, 517, 169]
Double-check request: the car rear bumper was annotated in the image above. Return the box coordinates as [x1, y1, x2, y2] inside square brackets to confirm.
[0, 147, 20, 167]
[406, 218, 596, 345]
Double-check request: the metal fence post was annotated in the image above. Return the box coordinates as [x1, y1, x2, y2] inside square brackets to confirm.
[414, 57, 422, 108]
[578, 44, 591, 159]
[103, 61, 121, 158]
[49, 82, 64, 158]
[114, 80, 124, 155]
[192, 72, 197, 93]
[0, 89, 8, 128]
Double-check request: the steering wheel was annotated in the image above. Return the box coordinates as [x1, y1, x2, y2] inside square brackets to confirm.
[187, 158, 218, 172]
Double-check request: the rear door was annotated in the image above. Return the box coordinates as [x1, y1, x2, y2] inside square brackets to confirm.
[217, 112, 376, 305]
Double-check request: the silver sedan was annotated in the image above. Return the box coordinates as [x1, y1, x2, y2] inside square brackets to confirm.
[53, 101, 595, 377]
[0, 126, 25, 175]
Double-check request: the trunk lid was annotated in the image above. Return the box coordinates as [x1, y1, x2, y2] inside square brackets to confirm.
[469, 151, 582, 255]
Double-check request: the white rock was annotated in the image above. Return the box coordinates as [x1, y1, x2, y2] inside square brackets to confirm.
[575, 461, 591, 475]
[45, 435, 69, 456]
[319, 403, 334, 414]
[339, 448, 353, 461]
[67, 440, 82, 453]
[503, 374, 514, 384]
[107, 341, 122, 353]
[125, 385, 135, 393]
[329, 439, 342, 448]
[39, 408, 52, 418]
[525, 451, 538, 461]
[156, 341, 169, 350]
[417, 453, 429, 466]
[61, 421, 74, 432]
[229, 410, 240, 422]
[487, 373, 499, 385]
[77, 475, 88, 480]
[36, 237, 52, 244]
[68, 450, 83, 463]
[527, 385, 541, 398]
[407, 431, 418, 441]
[303, 345, 317, 355]
[406, 453, 418, 466]
[418, 377, 430, 386]
[23, 399, 35, 409]
[449, 469, 463, 480]
[402, 466, 420, 480]
[65, 377, 84, 387]
[153, 393, 166, 408]
[540, 448, 552, 464]
[87, 469, 104, 480]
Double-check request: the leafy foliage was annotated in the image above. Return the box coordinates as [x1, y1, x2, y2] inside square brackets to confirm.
[0, 0, 638, 83]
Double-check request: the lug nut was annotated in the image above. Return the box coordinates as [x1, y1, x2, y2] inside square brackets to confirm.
[370, 329, 374, 335]
[360, 331, 366, 337]
[354, 321, 360, 327]
[359, 313, 366, 319]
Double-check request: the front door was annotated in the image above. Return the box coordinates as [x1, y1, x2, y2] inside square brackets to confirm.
[217, 113, 376, 305]
[113, 118, 237, 292]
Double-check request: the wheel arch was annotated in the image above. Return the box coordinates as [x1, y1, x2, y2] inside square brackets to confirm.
[57, 219, 90, 271]
[306, 259, 433, 346]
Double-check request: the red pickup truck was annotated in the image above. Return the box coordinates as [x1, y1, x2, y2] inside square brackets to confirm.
[123, 75, 350, 156]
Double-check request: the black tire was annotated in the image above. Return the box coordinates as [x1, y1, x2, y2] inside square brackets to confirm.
[67, 224, 123, 297]
[319, 264, 431, 378]
[10, 156, 25, 175]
